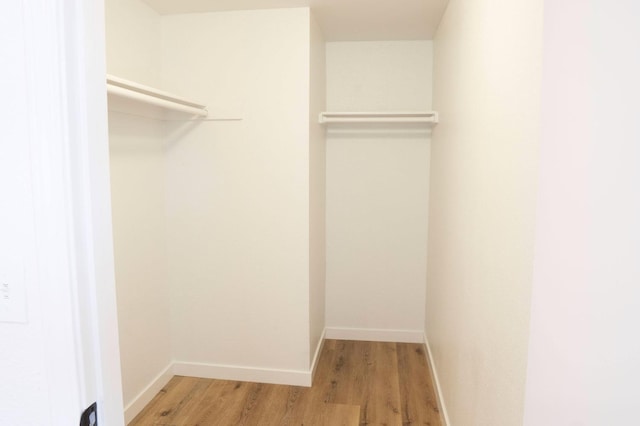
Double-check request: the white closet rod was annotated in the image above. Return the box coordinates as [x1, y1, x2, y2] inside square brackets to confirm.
[107, 84, 208, 117]
[319, 111, 438, 124]
[106, 75, 208, 117]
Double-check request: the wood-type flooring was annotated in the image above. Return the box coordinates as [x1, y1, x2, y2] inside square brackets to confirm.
[129, 339, 442, 425]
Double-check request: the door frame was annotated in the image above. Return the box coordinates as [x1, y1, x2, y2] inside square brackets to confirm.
[21, 0, 125, 424]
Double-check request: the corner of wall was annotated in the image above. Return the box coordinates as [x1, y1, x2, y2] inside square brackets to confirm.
[423, 334, 451, 426]
[123, 363, 174, 424]
[309, 6, 327, 369]
[310, 328, 327, 382]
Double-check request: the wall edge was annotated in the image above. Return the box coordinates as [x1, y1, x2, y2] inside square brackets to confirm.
[123, 362, 174, 424]
[424, 333, 451, 426]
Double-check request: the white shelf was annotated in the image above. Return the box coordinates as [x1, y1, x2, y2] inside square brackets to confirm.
[319, 111, 438, 124]
[106, 75, 208, 120]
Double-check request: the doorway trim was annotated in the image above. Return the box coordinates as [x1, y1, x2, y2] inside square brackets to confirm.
[21, 0, 125, 424]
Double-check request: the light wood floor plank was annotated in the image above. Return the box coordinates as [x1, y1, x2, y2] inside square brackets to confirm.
[168, 378, 212, 426]
[130, 376, 209, 426]
[176, 379, 239, 426]
[304, 402, 361, 426]
[268, 385, 310, 426]
[369, 342, 402, 426]
[397, 343, 442, 425]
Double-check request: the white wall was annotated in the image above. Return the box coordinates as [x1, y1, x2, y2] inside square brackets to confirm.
[105, 0, 172, 414]
[325, 41, 432, 340]
[106, 5, 325, 406]
[1, 1, 122, 424]
[108, 114, 172, 411]
[524, 1, 640, 424]
[427, 0, 543, 424]
[309, 13, 327, 365]
[105, 0, 162, 86]
[161, 8, 313, 374]
[0, 7, 50, 424]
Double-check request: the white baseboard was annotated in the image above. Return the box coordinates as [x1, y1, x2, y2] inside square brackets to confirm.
[122, 335, 331, 423]
[173, 361, 312, 387]
[325, 326, 425, 343]
[423, 334, 451, 426]
[310, 328, 327, 382]
[124, 363, 174, 424]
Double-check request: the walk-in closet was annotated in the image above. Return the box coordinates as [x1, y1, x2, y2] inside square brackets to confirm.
[106, 0, 437, 423]
[7, 0, 638, 424]
[103, 0, 548, 424]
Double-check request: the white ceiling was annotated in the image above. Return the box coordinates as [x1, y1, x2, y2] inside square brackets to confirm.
[142, 0, 449, 41]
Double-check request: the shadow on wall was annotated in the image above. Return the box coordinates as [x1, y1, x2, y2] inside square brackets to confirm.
[327, 123, 433, 139]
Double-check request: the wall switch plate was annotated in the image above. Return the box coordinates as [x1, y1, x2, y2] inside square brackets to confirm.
[0, 264, 27, 323]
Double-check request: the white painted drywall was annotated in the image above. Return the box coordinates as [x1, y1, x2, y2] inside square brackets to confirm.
[426, 0, 543, 424]
[523, 1, 640, 424]
[143, 0, 449, 42]
[325, 41, 432, 336]
[108, 114, 172, 409]
[0, 6, 50, 424]
[105, 0, 172, 411]
[105, 0, 162, 86]
[309, 13, 327, 365]
[1, 1, 121, 424]
[161, 8, 313, 372]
